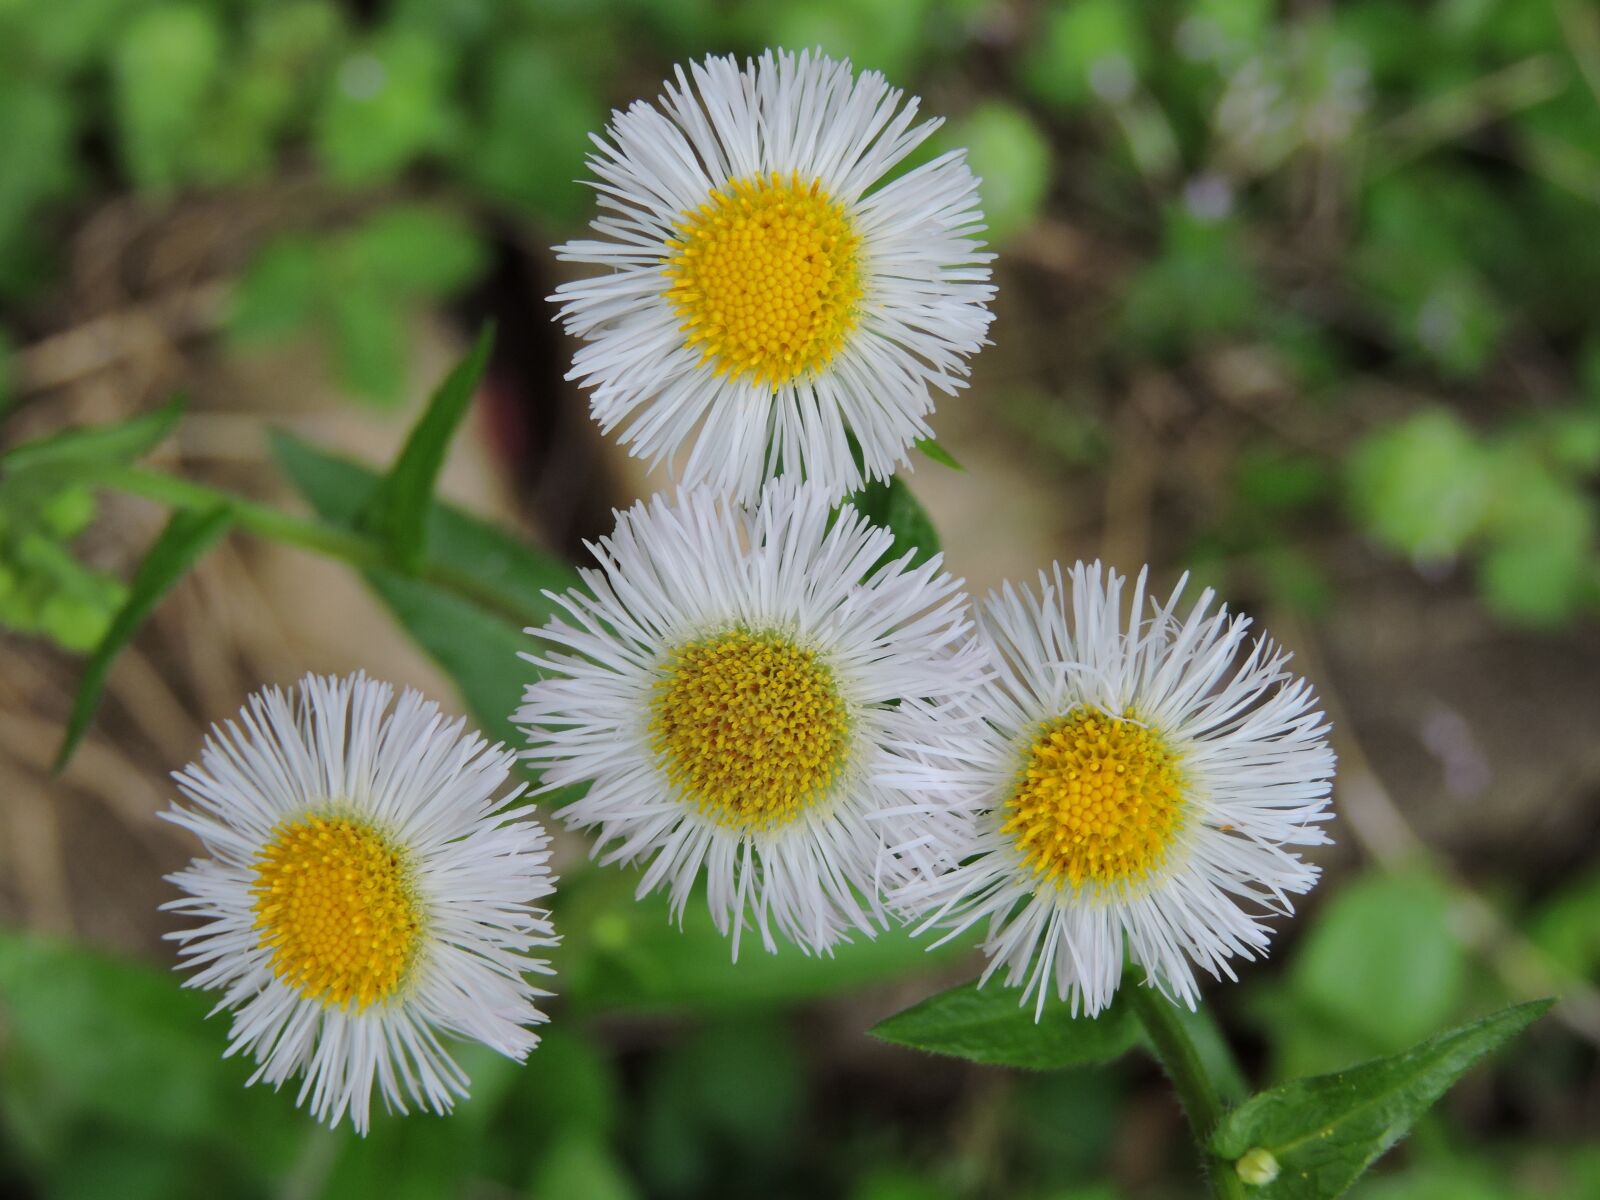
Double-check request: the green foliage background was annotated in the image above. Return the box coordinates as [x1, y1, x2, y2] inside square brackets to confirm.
[2, 1, 1598, 1198]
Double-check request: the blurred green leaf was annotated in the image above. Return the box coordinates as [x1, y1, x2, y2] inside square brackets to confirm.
[559, 866, 968, 1014]
[0, 0, 129, 72]
[1526, 869, 1600, 980]
[2, 397, 183, 476]
[315, 29, 456, 184]
[751, 0, 931, 79]
[459, 40, 606, 225]
[1289, 871, 1468, 1054]
[1120, 211, 1262, 355]
[1350, 1160, 1517, 1200]
[1474, 445, 1595, 626]
[227, 237, 323, 345]
[870, 981, 1140, 1069]
[346, 206, 487, 297]
[112, 4, 224, 190]
[1346, 410, 1491, 562]
[0, 81, 79, 276]
[0, 327, 13, 413]
[637, 1018, 802, 1196]
[358, 325, 495, 570]
[0, 930, 304, 1172]
[328, 286, 408, 403]
[528, 1133, 638, 1200]
[1021, 0, 1148, 110]
[56, 504, 232, 769]
[945, 102, 1051, 247]
[1211, 1000, 1551, 1200]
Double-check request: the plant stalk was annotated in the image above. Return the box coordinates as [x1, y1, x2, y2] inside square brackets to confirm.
[1125, 985, 1248, 1200]
[90, 464, 545, 629]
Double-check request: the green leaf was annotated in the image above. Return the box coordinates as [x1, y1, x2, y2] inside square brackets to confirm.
[358, 325, 494, 570]
[1289, 871, 1467, 1054]
[559, 867, 969, 1014]
[528, 1133, 638, 1200]
[870, 981, 1140, 1069]
[227, 237, 323, 345]
[1345, 411, 1491, 562]
[1020, 0, 1148, 111]
[270, 432, 576, 754]
[55, 505, 232, 770]
[269, 431, 576, 628]
[0, 929, 304, 1172]
[843, 475, 942, 568]
[111, 4, 224, 190]
[314, 29, 455, 184]
[328, 285, 408, 403]
[2, 396, 183, 474]
[457, 38, 606, 225]
[345, 205, 487, 297]
[944, 101, 1051, 246]
[366, 571, 532, 751]
[1527, 868, 1600, 979]
[914, 437, 963, 471]
[1210, 999, 1552, 1200]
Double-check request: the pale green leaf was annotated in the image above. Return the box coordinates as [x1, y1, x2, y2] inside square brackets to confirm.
[914, 437, 964, 470]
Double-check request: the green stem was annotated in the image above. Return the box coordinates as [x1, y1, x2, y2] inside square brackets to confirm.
[90, 464, 544, 629]
[1125, 985, 1248, 1200]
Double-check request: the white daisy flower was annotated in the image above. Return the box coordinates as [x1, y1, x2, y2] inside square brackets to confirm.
[515, 477, 985, 956]
[894, 562, 1335, 1018]
[163, 674, 557, 1134]
[552, 47, 995, 504]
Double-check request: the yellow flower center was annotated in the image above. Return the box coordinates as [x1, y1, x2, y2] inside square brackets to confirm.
[650, 629, 851, 833]
[665, 172, 864, 388]
[251, 815, 422, 1010]
[1002, 708, 1186, 892]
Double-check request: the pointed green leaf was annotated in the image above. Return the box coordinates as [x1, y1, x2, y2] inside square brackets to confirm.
[870, 980, 1141, 1069]
[271, 430, 576, 764]
[1, 395, 183, 474]
[843, 474, 942, 568]
[358, 324, 495, 569]
[55, 503, 232, 770]
[1210, 999, 1552, 1199]
[270, 429, 575, 625]
[915, 437, 964, 470]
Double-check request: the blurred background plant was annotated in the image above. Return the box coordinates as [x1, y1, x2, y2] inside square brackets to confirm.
[1, 1, 1597, 1198]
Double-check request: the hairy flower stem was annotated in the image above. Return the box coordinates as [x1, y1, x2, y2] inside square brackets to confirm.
[1125, 986, 1248, 1200]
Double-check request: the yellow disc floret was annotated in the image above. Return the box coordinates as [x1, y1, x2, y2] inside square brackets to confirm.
[650, 629, 851, 832]
[665, 172, 864, 388]
[1002, 708, 1186, 892]
[251, 815, 422, 1010]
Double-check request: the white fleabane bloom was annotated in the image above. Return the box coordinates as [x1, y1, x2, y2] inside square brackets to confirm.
[893, 562, 1335, 1018]
[515, 478, 985, 956]
[163, 674, 557, 1134]
[552, 48, 995, 504]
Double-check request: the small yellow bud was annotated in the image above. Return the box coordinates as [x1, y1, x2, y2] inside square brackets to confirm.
[1235, 1147, 1281, 1187]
